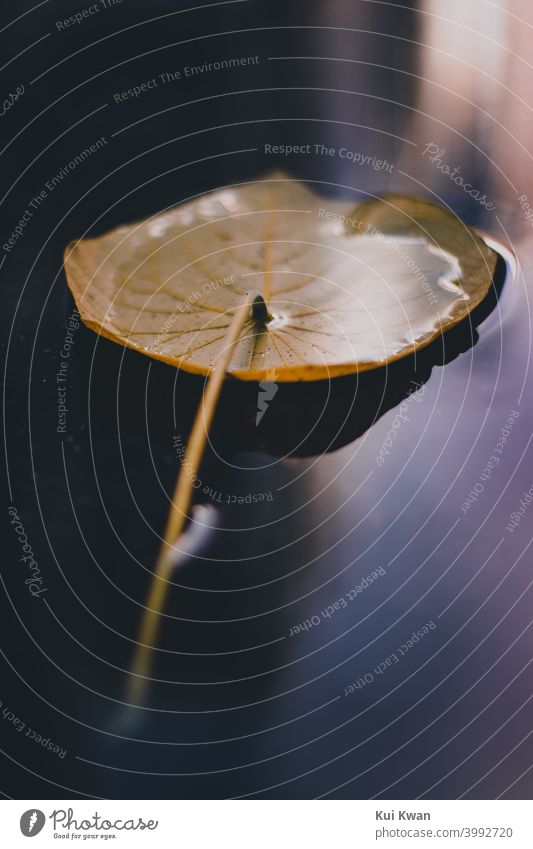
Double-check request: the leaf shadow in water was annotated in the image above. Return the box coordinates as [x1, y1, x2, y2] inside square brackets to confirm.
[211, 249, 508, 461]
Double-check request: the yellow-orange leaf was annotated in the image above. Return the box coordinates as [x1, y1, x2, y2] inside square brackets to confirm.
[64, 172, 497, 381]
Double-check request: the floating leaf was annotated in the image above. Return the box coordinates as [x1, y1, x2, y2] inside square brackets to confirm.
[63, 172, 500, 701]
[64, 172, 497, 382]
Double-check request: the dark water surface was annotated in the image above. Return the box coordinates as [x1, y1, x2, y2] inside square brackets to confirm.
[2, 0, 533, 800]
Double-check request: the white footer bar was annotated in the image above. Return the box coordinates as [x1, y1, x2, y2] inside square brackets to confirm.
[2, 800, 531, 847]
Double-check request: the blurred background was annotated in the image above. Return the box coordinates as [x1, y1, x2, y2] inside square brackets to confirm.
[2, 0, 533, 799]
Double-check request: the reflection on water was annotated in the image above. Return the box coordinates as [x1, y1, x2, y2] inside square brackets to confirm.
[207, 249, 508, 459]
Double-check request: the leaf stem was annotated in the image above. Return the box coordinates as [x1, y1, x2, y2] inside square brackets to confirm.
[128, 290, 257, 703]
[262, 186, 274, 303]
